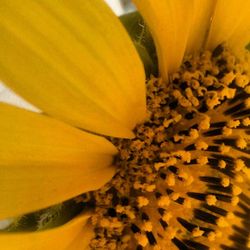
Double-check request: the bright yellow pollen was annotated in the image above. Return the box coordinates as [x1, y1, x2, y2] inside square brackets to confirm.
[206, 194, 217, 206]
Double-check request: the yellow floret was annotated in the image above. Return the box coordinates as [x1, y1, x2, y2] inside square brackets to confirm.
[195, 140, 208, 150]
[219, 160, 227, 169]
[236, 137, 247, 149]
[219, 143, 230, 154]
[227, 119, 240, 128]
[137, 196, 149, 208]
[192, 227, 204, 237]
[134, 233, 148, 247]
[157, 195, 170, 207]
[221, 177, 230, 187]
[222, 126, 233, 136]
[206, 194, 217, 206]
[199, 115, 211, 130]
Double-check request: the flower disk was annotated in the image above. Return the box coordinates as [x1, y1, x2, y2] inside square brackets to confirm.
[88, 45, 250, 250]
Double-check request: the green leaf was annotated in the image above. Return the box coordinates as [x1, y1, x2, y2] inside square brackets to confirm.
[120, 12, 157, 76]
[4, 200, 84, 232]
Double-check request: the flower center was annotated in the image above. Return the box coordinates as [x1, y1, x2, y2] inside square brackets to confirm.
[88, 45, 250, 250]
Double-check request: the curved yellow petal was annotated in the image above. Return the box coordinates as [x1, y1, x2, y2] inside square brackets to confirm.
[0, 0, 146, 138]
[0, 103, 116, 219]
[0, 213, 91, 250]
[134, 0, 194, 81]
[66, 222, 94, 250]
[206, 0, 250, 51]
[185, 0, 216, 55]
[228, 14, 250, 55]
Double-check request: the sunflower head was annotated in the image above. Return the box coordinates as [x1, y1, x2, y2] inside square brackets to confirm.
[0, 1, 249, 250]
[89, 44, 250, 250]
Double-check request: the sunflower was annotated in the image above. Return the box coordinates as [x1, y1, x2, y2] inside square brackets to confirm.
[0, 0, 249, 249]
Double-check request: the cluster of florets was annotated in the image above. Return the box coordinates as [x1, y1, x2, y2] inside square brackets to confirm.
[88, 45, 250, 250]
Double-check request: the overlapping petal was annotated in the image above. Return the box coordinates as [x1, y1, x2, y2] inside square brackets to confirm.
[134, 0, 250, 80]
[134, 0, 194, 81]
[185, 0, 216, 55]
[0, 103, 116, 219]
[65, 222, 94, 250]
[0, 0, 146, 138]
[0, 213, 91, 250]
[206, 0, 250, 53]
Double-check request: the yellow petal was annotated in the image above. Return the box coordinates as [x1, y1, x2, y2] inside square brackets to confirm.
[66, 222, 94, 250]
[0, 103, 116, 219]
[206, 0, 250, 51]
[0, 213, 91, 250]
[0, 0, 146, 138]
[134, 0, 194, 81]
[186, 0, 216, 55]
[228, 14, 250, 55]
